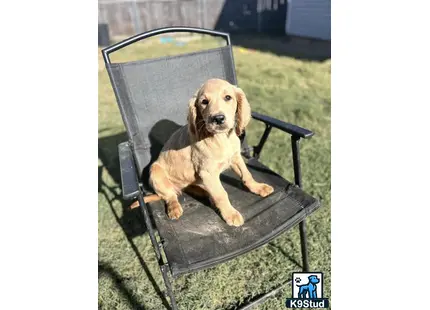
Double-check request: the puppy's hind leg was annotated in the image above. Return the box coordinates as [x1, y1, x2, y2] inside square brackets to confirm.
[149, 163, 183, 219]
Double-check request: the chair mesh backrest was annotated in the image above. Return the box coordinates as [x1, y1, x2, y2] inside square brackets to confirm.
[106, 46, 237, 186]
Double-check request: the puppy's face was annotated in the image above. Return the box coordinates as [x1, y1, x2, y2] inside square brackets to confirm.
[196, 79, 239, 134]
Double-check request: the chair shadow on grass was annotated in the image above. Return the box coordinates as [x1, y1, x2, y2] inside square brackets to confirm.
[98, 131, 148, 237]
[98, 131, 171, 310]
[98, 177, 171, 309]
[98, 261, 146, 310]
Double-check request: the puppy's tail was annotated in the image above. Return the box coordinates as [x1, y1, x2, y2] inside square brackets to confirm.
[129, 194, 162, 209]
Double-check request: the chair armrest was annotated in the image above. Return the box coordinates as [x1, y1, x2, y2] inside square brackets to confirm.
[118, 142, 141, 200]
[251, 111, 314, 139]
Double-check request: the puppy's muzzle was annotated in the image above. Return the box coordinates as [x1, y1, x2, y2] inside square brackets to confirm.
[210, 113, 226, 125]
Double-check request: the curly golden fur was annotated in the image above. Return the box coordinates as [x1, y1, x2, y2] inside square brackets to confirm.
[134, 78, 274, 227]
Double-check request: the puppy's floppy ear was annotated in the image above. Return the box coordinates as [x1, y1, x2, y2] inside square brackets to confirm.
[187, 91, 201, 139]
[234, 87, 251, 136]
[187, 94, 199, 138]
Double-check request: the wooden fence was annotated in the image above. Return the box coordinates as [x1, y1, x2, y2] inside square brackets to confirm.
[98, 0, 288, 38]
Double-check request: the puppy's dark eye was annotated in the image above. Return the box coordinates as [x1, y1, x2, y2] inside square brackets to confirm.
[225, 95, 232, 101]
[201, 99, 209, 105]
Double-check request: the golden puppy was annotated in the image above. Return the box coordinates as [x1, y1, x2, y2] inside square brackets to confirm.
[135, 78, 274, 227]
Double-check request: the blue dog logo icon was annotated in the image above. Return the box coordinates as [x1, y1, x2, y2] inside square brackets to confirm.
[296, 275, 320, 299]
[286, 272, 329, 308]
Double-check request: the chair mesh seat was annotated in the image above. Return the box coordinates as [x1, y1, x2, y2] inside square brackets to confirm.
[148, 158, 320, 277]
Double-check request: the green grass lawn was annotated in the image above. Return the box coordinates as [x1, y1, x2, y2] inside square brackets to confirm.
[98, 35, 331, 310]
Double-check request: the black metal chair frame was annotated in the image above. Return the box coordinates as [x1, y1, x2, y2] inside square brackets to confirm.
[102, 27, 315, 310]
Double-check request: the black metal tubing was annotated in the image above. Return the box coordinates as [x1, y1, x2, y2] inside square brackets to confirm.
[291, 136, 310, 272]
[115, 140, 179, 309]
[137, 193, 161, 261]
[138, 192, 179, 308]
[299, 221, 309, 272]
[252, 111, 314, 139]
[253, 124, 272, 159]
[102, 26, 231, 64]
[251, 112, 312, 276]
[161, 264, 178, 310]
[237, 280, 292, 310]
[291, 136, 302, 188]
[251, 111, 313, 158]
[138, 190, 179, 309]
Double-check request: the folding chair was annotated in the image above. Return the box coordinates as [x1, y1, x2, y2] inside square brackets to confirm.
[102, 27, 321, 310]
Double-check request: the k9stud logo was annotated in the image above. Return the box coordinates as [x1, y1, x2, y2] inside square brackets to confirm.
[285, 272, 329, 308]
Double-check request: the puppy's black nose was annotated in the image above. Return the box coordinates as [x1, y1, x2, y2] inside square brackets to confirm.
[211, 114, 225, 125]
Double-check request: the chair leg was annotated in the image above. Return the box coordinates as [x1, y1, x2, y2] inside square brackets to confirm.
[161, 265, 178, 310]
[299, 220, 309, 272]
[137, 193, 178, 310]
[291, 136, 310, 272]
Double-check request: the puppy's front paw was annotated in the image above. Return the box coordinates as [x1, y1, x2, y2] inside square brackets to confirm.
[250, 182, 274, 197]
[222, 208, 244, 227]
[167, 201, 183, 220]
